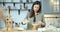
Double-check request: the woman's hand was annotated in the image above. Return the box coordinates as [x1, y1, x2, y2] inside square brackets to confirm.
[38, 21, 45, 27]
[22, 19, 28, 25]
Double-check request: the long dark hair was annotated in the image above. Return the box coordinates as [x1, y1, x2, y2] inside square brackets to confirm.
[29, 1, 42, 18]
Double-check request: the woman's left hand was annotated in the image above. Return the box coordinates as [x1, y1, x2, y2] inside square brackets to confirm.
[38, 21, 45, 27]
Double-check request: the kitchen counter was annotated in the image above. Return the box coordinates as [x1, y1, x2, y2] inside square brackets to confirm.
[0, 28, 60, 32]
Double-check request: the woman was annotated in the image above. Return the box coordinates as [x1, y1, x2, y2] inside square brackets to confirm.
[22, 1, 45, 30]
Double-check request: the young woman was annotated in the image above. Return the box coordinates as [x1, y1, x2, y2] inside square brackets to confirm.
[22, 1, 45, 30]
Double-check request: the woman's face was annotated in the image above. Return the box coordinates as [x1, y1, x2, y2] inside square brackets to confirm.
[33, 4, 40, 12]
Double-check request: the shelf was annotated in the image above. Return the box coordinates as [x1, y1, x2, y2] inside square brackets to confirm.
[0, 2, 33, 4]
[4, 9, 30, 11]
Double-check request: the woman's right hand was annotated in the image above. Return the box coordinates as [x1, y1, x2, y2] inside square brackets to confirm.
[22, 19, 28, 25]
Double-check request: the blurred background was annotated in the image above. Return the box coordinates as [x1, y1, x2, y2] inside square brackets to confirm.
[0, 0, 60, 31]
